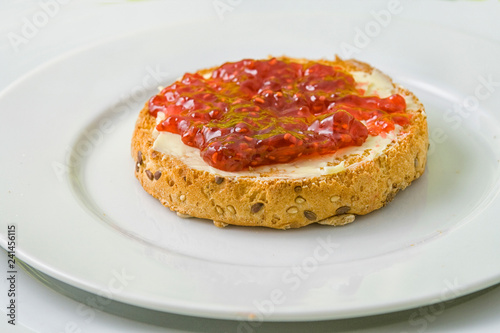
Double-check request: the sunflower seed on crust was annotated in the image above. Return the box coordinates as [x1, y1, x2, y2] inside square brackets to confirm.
[304, 210, 317, 221]
[251, 202, 264, 213]
[336, 206, 350, 215]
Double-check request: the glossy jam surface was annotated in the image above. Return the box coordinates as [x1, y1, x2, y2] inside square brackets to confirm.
[149, 58, 409, 171]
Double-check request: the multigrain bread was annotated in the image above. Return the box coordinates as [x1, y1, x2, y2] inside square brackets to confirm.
[131, 56, 428, 229]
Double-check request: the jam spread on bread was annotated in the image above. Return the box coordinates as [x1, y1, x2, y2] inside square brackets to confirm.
[149, 58, 409, 171]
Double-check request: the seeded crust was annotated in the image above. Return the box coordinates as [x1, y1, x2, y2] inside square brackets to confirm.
[131, 56, 428, 229]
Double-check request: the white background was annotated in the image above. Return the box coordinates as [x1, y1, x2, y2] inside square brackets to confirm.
[1, 1, 500, 332]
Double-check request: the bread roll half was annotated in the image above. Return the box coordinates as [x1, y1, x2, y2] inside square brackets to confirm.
[131, 57, 428, 229]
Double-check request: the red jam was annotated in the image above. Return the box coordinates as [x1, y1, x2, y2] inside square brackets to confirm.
[149, 58, 409, 171]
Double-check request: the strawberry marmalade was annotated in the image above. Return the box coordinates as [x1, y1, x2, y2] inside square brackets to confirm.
[149, 58, 409, 171]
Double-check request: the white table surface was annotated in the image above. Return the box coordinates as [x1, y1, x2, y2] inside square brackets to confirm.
[1, 1, 500, 332]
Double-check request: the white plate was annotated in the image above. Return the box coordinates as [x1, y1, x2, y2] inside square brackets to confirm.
[1, 13, 500, 321]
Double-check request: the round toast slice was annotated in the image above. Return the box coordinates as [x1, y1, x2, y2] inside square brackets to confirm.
[131, 56, 428, 229]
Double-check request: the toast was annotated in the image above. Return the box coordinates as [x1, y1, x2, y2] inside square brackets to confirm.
[131, 56, 428, 229]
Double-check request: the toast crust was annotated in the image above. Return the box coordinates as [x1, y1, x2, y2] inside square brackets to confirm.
[131, 57, 428, 229]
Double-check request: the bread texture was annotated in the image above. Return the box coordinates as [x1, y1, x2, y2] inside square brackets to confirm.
[131, 57, 428, 229]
